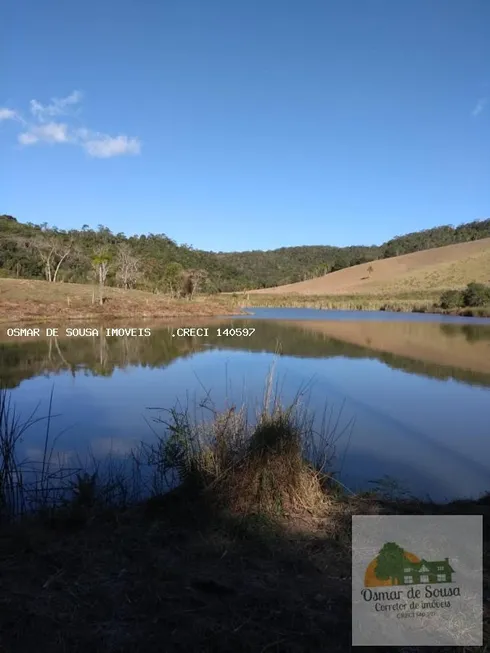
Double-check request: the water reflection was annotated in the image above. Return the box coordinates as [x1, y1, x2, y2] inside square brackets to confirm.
[1, 315, 490, 501]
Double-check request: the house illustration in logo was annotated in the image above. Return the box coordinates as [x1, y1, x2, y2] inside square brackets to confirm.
[364, 542, 455, 587]
[401, 557, 454, 585]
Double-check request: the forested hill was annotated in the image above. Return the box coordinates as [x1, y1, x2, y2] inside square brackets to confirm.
[1, 214, 489, 293]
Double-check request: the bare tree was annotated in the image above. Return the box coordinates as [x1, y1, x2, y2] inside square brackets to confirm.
[115, 243, 140, 289]
[30, 233, 74, 282]
[52, 239, 74, 282]
[32, 235, 56, 282]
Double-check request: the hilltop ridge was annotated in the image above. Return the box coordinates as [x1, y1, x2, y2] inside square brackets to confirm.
[1, 214, 489, 293]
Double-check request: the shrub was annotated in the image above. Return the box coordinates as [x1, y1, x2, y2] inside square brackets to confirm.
[439, 289, 464, 309]
[462, 282, 490, 307]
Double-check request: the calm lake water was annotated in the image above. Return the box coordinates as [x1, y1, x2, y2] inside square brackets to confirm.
[1, 308, 490, 502]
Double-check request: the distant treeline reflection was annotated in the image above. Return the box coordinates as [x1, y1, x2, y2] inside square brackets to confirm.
[439, 323, 490, 343]
[1, 320, 490, 390]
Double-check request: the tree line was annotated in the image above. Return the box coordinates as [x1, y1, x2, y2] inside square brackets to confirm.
[3, 319, 490, 390]
[1, 214, 489, 293]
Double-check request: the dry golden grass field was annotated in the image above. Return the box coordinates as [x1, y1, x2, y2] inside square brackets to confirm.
[0, 277, 239, 323]
[249, 238, 490, 296]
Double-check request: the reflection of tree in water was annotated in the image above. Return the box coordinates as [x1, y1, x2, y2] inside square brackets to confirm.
[439, 323, 490, 343]
[1, 320, 490, 389]
[91, 331, 110, 376]
[0, 329, 203, 388]
[462, 324, 490, 343]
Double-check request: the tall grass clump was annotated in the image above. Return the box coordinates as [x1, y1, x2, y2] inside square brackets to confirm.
[1, 369, 355, 523]
[0, 388, 49, 520]
[0, 387, 85, 521]
[142, 367, 354, 517]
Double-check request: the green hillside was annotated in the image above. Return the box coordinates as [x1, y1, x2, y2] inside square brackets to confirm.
[1, 213, 489, 293]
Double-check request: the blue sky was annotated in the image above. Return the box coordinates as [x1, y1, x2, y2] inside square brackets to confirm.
[2, 0, 489, 252]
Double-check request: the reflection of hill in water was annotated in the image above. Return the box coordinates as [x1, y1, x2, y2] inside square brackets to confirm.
[0, 330, 201, 389]
[1, 320, 490, 389]
[214, 320, 490, 388]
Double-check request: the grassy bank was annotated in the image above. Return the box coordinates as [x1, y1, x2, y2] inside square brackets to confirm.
[4, 277, 488, 323]
[0, 278, 241, 323]
[240, 291, 438, 312]
[0, 385, 488, 652]
[421, 305, 490, 318]
[237, 292, 490, 317]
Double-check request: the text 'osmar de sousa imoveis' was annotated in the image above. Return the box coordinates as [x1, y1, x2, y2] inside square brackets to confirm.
[4, 326, 257, 338]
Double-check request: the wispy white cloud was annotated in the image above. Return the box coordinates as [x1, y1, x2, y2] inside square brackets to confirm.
[29, 90, 83, 122]
[4, 91, 141, 158]
[472, 97, 487, 117]
[0, 107, 19, 121]
[19, 122, 70, 145]
[17, 132, 39, 145]
[82, 134, 142, 158]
